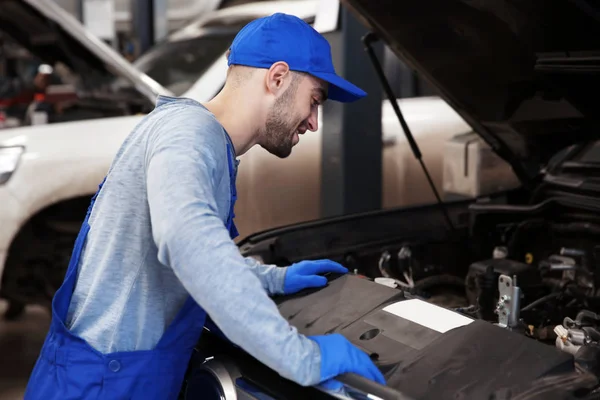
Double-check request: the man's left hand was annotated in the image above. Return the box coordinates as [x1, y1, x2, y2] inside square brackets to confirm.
[283, 259, 348, 295]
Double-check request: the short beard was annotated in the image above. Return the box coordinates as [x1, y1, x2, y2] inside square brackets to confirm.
[260, 73, 302, 158]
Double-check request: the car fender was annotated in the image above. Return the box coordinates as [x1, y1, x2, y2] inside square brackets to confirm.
[0, 115, 143, 281]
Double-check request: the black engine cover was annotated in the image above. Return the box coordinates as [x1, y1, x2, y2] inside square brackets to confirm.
[274, 273, 578, 400]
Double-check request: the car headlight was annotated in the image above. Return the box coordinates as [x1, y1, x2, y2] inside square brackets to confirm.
[0, 146, 24, 185]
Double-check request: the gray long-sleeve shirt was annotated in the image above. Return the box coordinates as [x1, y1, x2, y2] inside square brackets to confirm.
[65, 95, 322, 385]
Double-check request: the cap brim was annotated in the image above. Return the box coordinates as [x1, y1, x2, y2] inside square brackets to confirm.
[311, 71, 367, 103]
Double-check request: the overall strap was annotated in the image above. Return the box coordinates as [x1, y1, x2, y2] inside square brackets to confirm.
[225, 143, 239, 240]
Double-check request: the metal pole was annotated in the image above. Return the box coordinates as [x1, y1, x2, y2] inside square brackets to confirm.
[320, 6, 383, 217]
[131, 0, 167, 55]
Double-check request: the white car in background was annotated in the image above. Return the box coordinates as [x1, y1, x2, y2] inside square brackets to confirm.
[0, 0, 474, 318]
[53, 0, 247, 35]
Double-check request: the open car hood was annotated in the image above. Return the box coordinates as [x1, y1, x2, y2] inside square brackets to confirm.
[0, 0, 171, 102]
[340, 0, 600, 184]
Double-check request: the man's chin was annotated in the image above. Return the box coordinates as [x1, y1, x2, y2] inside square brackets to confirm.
[261, 144, 293, 159]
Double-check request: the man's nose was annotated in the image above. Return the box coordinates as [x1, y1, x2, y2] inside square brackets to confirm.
[307, 108, 318, 132]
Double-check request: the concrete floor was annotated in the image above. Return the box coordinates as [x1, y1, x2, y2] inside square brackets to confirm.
[0, 301, 50, 400]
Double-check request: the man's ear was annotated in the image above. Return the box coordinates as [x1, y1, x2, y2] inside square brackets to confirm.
[265, 62, 291, 96]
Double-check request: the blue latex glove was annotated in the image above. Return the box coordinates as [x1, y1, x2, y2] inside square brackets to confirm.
[283, 259, 348, 295]
[318, 379, 344, 392]
[309, 333, 386, 386]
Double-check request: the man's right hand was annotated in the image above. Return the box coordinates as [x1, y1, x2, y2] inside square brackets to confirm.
[308, 333, 386, 385]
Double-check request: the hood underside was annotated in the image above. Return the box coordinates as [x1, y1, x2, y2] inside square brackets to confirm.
[0, 0, 169, 102]
[340, 0, 600, 184]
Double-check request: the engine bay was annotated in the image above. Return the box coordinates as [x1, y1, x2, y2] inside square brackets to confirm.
[343, 199, 600, 398]
[233, 186, 600, 399]
[376, 215, 600, 334]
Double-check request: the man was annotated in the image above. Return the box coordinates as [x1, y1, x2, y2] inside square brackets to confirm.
[0, 64, 52, 112]
[25, 13, 385, 399]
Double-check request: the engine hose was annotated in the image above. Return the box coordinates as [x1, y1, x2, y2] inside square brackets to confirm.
[521, 292, 561, 312]
[542, 278, 568, 290]
[409, 274, 465, 293]
[507, 218, 550, 256]
[552, 222, 600, 235]
[576, 310, 600, 324]
[507, 220, 600, 260]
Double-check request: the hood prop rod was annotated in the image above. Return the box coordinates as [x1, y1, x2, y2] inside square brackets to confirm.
[362, 32, 455, 233]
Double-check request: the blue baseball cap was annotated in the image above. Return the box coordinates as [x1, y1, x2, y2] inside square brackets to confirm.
[227, 13, 367, 103]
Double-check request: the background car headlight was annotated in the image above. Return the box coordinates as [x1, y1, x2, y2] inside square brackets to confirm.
[0, 146, 25, 185]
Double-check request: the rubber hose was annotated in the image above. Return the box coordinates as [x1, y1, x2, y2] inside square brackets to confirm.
[521, 292, 561, 312]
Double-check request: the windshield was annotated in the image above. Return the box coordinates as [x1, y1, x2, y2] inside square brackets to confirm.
[133, 28, 239, 96]
[131, 9, 316, 97]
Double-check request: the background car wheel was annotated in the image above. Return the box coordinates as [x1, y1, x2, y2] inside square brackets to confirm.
[1, 215, 81, 316]
[3, 300, 25, 321]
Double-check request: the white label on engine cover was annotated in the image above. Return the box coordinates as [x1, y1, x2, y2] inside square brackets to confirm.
[382, 299, 473, 333]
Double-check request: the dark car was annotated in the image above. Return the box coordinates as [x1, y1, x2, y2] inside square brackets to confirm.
[179, 1, 600, 399]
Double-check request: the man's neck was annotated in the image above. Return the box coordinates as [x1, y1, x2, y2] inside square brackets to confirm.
[203, 90, 262, 156]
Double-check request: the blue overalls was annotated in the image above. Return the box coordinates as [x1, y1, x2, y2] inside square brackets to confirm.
[24, 142, 240, 399]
